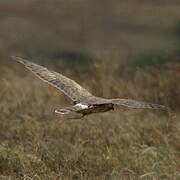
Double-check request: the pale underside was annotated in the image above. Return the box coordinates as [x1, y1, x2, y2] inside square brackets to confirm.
[12, 56, 165, 117]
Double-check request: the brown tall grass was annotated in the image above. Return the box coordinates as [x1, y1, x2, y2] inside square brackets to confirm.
[0, 0, 180, 178]
[0, 59, 179, 179]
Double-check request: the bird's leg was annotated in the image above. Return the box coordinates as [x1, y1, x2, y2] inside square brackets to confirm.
[111, 105, 115, 111]
[66, 114, 85, 120]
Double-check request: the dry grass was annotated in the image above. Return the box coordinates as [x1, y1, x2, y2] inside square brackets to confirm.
[0, 1, 180, 179]
[0, 60, 179, 180]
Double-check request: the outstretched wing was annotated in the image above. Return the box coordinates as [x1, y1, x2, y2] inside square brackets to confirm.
[12, 56, 92, 102]
[110, 99, 165, 110]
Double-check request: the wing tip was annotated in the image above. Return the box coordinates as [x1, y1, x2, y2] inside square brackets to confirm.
[111, 99, 167, 110]
[11, 55, 20, 61]
[11, 56, 28, 65]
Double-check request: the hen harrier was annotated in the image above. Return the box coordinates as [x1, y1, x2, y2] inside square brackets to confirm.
[12, 56, 165, 118]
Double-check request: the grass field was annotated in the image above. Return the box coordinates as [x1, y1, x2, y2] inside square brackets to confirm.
[0, 0, 180, 179]
[0, 58, 179, 179]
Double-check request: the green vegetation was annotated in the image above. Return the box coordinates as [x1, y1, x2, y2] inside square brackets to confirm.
[129, 50, 170, 68]
[174, 20, 180, 37]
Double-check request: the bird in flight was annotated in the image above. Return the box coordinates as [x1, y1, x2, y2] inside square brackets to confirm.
[12, 56, 165, 118]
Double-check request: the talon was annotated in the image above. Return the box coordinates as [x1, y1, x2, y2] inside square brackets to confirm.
[55, 109, 70, 114]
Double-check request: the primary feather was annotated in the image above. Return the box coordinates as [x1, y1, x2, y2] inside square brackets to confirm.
[12, 56, 92, 103]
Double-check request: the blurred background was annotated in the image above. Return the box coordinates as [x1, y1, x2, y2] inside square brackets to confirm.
[0, 0, 180, 67]
[0, 0, 180, 179]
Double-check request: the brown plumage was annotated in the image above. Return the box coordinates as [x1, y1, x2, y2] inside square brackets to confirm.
[12, 56, 166, 117]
